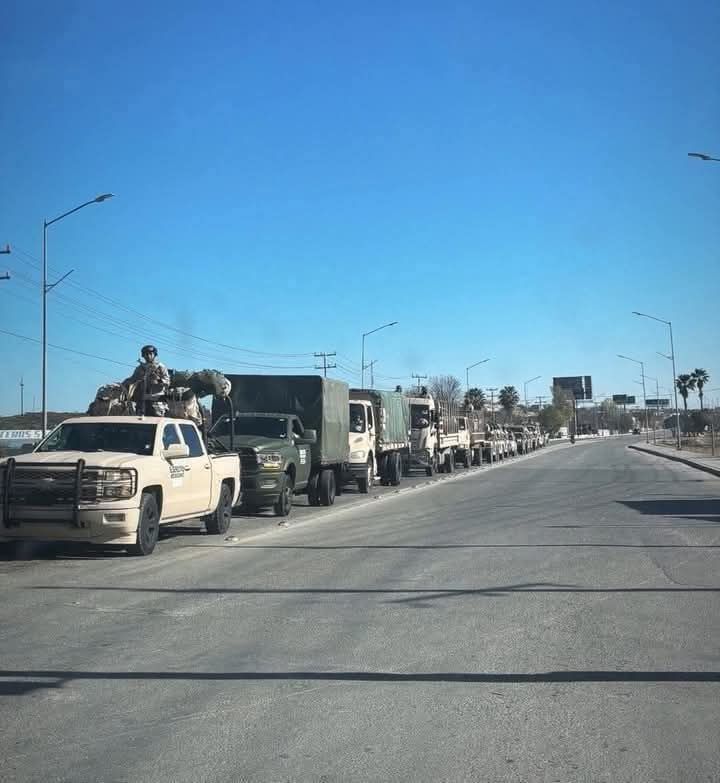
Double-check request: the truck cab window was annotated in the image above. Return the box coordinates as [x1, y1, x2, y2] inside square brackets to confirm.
[292, 419, 304, 438]
[349, 403, 366, 433]
[179, 424, 205, 457]
[163, 424, 181, 449]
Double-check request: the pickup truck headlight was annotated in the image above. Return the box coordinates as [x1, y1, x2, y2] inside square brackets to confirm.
[257, 453, 283, 469]
[83, 469, 137, 500]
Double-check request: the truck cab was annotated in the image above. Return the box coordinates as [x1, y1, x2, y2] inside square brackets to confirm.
[210, 412, 316, 517]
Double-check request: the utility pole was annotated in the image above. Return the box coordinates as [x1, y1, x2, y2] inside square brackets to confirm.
[536, 396, 548, 408]
[1, 243, 10, 279]
[365, 359, 378, 387]
[20, 377, 24, 416]
[313, 351, 336, 378]
[412, 373, 428, 394]
[487, 388, 498, 424]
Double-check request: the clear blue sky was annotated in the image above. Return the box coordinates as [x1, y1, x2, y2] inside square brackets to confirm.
[2, 0, 718, 415]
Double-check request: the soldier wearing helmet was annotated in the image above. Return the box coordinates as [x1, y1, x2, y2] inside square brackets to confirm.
[122, 345, 170, 416]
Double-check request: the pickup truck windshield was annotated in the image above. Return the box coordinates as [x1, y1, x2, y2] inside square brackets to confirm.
[411, 405, 431, 429]
[213, 416, 289, 439]
[37, 423, 157, 455]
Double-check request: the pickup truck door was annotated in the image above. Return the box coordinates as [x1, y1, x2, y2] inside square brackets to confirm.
[178, 423, 213, 515]
[160, 423, 190, 518]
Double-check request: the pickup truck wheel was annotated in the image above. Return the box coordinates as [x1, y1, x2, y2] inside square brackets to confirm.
[273, 474, 293, 517]
[319, 469, 336, 506]
[307, 473, 320, 506]
[357, 457, 373, 494]
[127, 492, 159, 556]
[206, 483, 233, 534]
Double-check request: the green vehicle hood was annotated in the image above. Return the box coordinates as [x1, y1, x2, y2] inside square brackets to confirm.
[230, 435, 290, 452]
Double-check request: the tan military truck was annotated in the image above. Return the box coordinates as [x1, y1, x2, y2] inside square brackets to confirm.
[0, 416, 241, 556]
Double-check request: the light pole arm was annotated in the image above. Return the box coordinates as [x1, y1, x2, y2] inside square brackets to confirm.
[45, 199, 99, 228]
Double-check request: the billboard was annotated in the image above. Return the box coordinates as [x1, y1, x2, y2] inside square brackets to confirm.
[553, 376, 593, 400]
[646, 398, 670, 407]
[612, 395, 636, 405]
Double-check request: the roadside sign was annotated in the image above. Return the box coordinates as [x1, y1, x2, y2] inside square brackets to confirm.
[0, 430, 43, 441]
[646, 398, 670, 407]
[554, 376, 593, 400]
[612, 394, 635, 405]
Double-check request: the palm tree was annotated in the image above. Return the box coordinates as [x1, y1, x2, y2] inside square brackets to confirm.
[675, 374, 696, 411]
[498, 385, 520, 422]
[464, 387, 486, 410]
[692, 368, 710, 410]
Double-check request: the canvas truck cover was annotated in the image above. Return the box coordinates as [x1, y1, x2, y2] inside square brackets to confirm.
[351, 389, 410, 447]
[216, 375, 349, 466]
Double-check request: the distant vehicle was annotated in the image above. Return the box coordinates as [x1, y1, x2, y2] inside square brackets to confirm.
[0, 417, 241, 555]
[632, 428, 641, 435]
[407, 389, 472, 475]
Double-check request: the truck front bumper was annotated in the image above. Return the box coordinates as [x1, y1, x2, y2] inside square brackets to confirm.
[241, 471, 283, 506]
[0, 505, 142, 546]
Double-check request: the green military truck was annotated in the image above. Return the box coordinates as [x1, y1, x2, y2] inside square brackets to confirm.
[211, 375, 349, 517]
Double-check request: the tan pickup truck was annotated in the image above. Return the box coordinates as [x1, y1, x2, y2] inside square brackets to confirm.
[0, 416, 241, 556]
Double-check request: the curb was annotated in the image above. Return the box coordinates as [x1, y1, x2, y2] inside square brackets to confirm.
[628, 444, 720, 479]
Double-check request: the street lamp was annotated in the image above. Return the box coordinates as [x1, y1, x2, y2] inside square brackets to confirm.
[42, 193, 114, 435]
[466, 358, 490, 392]
[523, 375, 541, 408]
[618, 354, 649, 441]
[361, 321, 397, 388]
[632, 311, 681, 449]
[688, 152, 720, 162]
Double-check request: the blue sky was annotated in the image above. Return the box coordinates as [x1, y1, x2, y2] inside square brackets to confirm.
[1, 0, 718, 415]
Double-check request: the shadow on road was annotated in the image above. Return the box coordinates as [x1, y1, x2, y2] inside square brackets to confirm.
[1, 668, 718, 697]
[618, 498, 720, 524]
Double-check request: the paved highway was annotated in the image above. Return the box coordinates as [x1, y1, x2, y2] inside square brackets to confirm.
[1, 438, 718, 782]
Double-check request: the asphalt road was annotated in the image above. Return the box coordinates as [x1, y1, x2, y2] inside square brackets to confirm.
[1, 438, 718, 782]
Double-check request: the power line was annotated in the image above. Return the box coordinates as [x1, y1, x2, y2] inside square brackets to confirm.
[11, 246, 315, 358]
[0, 328, 133, 367]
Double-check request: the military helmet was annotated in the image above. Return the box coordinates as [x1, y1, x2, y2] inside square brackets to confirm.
[141, 344, 158, 356]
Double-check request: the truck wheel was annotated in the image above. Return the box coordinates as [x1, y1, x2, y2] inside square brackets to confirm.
[206, 482, 233, 534]
[307, 473, 320, 506]
[273, 474, 293, 517]
[319, 469, 336, 506]
[425, 456, 435, 477]
[444, 452, 454, 473]
[357, 457, 374, 494]
[464, 450, 472, 469]
[389, 453, 402, 486]
[127, 492, 159, 556]
[378, 455, 389, 486]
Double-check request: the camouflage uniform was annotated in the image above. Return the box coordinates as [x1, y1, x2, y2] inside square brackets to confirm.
[123, 359, 170, 416]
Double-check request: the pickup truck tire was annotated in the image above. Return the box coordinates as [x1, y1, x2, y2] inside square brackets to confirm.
[357, 457, 374, 494]
[206, 483, 233, 534]
[319, 469, 336, 506]
[389, 453, 402, 486]
[127, 492, 160, 556]
[307, 472, 321, 506]
[273, 474, 293, 517]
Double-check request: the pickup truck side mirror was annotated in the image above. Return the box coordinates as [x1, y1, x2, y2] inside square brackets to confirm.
[297, 429, 317, 444]
[163, 443, 190, 460]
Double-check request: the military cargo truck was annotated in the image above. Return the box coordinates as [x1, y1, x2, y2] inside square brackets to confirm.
[348, 388, 411, 492]
[211, 375, 349, 515]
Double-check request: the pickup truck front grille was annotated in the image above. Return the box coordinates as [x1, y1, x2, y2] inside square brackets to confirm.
[238, 448, 259, 475]
[9, 465, 80, 506]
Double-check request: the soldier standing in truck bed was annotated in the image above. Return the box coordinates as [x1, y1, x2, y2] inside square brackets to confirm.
[122, 345, 170, 416]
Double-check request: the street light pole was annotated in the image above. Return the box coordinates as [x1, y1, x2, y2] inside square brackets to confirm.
[41, 193, 114, 435]
[465, 358, 490, 392]
[688, 151, 720, 162]
[632, 311, 681, 450]
[361, 320, 397, 388]
[617, 354, 648, 441]
[523, 375, 541, 408]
